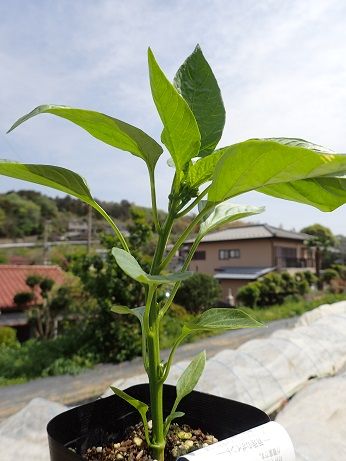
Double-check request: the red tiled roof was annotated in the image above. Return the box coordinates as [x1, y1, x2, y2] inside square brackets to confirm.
[0, 265, 66, 310]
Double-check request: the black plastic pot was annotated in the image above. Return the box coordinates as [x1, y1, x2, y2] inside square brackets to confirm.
[47, 384, 270, 461]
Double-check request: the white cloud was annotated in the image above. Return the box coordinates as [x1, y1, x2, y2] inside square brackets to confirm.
[0, 0, 345, 233]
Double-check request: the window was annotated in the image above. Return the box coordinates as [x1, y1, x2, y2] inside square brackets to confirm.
[219, 249, 229, 260]
[219, 249, 240, 260]
[276, 247, 297, 257]
[230, 249, 240, 258]
[192, 251, 206, 260]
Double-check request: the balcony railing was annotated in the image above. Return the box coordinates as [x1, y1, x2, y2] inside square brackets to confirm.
[275, 257, 314, 268]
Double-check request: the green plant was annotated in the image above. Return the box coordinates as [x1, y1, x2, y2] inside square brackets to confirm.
[238, 271, 315, 308]
[0, 326, 19, 348]
[174, 273, 221, 313]
[301, 270, 318, 285]
[301, 223, 336, 277]
[13, 275, 74, 340]
[237, 283, 261, 308]
[331, 264, 346, 280]
[2, 45, 346, 460]
[322, 268, 339, 283]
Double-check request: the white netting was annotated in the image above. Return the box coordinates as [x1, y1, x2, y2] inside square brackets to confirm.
[276, 372, 346, 461]
[2, 301, 345, 461]
[106, 301, 346, 414]
[0, 398, 67, 461]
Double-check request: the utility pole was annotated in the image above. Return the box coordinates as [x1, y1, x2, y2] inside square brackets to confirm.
[43, 220, 50, 265]
[87, 205, 92, 253]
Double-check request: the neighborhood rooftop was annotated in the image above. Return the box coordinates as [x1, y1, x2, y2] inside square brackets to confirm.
[186, 224, 312, 244]
[0, 265, 65, 310]
[214, 266, 276, 280]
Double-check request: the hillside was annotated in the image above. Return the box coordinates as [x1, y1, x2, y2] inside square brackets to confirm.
[0, 190, 193, 242]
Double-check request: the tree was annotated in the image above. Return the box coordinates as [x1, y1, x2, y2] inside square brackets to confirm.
[237, 283, 261, 308]
[68, 207, 154, 362]
[174, 273, 221, 313]
[13, 275, 72, 339]
[301, 224, 336, 278]
[0, 208, 5, 230]
[335, 235, 346, 264]
[0, 192, 41, 237]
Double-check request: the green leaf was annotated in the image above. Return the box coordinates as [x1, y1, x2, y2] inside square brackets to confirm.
[110, 386, 149, 414]
[175, 351, 206, 408]
[8, 105, 163, 172]
[112, 248, 193, 285]
[164, 352, 206, 434]
[174, 45, 225, 157]
[110, 386, 150, 444]
[0, 161, 129, 250]
[112, 248, 148, 283]
[183, 308, 263, 333]
[199, 202, 265, 237]
[185, 149, 225, 188]
[164, 411, 185, 435]
[111, 305, 145, 325]
[208, 138, 346, 202]
[152, 272, 194, 284]
[259, 176, 346, 212]
[148, 48, 201, 170]
[263, 137, 336, 154]
[0, 161, 93, 201]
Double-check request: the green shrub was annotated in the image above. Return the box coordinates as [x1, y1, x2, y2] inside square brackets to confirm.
[301, 270, 318, 285]
[323, 268, 339, 283]
[296, 279, 310, 296]
[237, 270, 316, 308]
[13, 291, 34, 307]
[160, 303, 194, 349]
[0, 326, 98, 382]
[331, 265, 346, 281]
[0, 327, 19, 348]
[257, 272, 286, 306]
[174, 273, 221, 313]
[281, 272, 296, 293]
[41, 355, 94, 377]
[237, 283, 261, 308]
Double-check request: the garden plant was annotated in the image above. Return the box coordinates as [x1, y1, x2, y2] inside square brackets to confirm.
[2, 45, 346, 460]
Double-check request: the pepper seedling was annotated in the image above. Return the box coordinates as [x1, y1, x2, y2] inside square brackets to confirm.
[2, 45, 346, 460]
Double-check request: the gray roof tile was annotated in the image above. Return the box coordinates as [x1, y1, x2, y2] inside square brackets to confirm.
[214, 266, 275, 280]
[187, 224, 311, 243]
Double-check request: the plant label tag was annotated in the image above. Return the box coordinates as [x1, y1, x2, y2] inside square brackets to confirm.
[177, 421, 295, 461]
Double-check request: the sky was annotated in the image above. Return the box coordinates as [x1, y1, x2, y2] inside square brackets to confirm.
[0, 0, 346, 234]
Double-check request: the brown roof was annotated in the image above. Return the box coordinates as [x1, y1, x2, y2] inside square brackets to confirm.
[0, 265, 65, 310]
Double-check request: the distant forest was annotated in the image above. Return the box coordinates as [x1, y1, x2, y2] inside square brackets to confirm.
[0, 190, 192, 240]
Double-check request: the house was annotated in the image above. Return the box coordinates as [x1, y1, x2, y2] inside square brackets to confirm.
[65, 218, 89, 240]
[0, 265, 65, 341]
[183, 224, 314, 303]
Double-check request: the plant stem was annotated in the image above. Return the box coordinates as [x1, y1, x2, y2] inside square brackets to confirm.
[175, 186, 210, 218]
[146, 194, 180, 460]
[147, 291, 165, 460]
[159, 236, 202, 320]
[92, 202, 129, 252]
[149, 168, 161, 233]
[150, 196, 179, 275]
[160, 331, 189, 383]
[159, 203, 213, 271]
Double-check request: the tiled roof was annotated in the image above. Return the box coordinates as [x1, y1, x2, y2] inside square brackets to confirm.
[214, 266, 275, 280]
[0, 265, 65, 310]
[187, 224, 311, 243]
